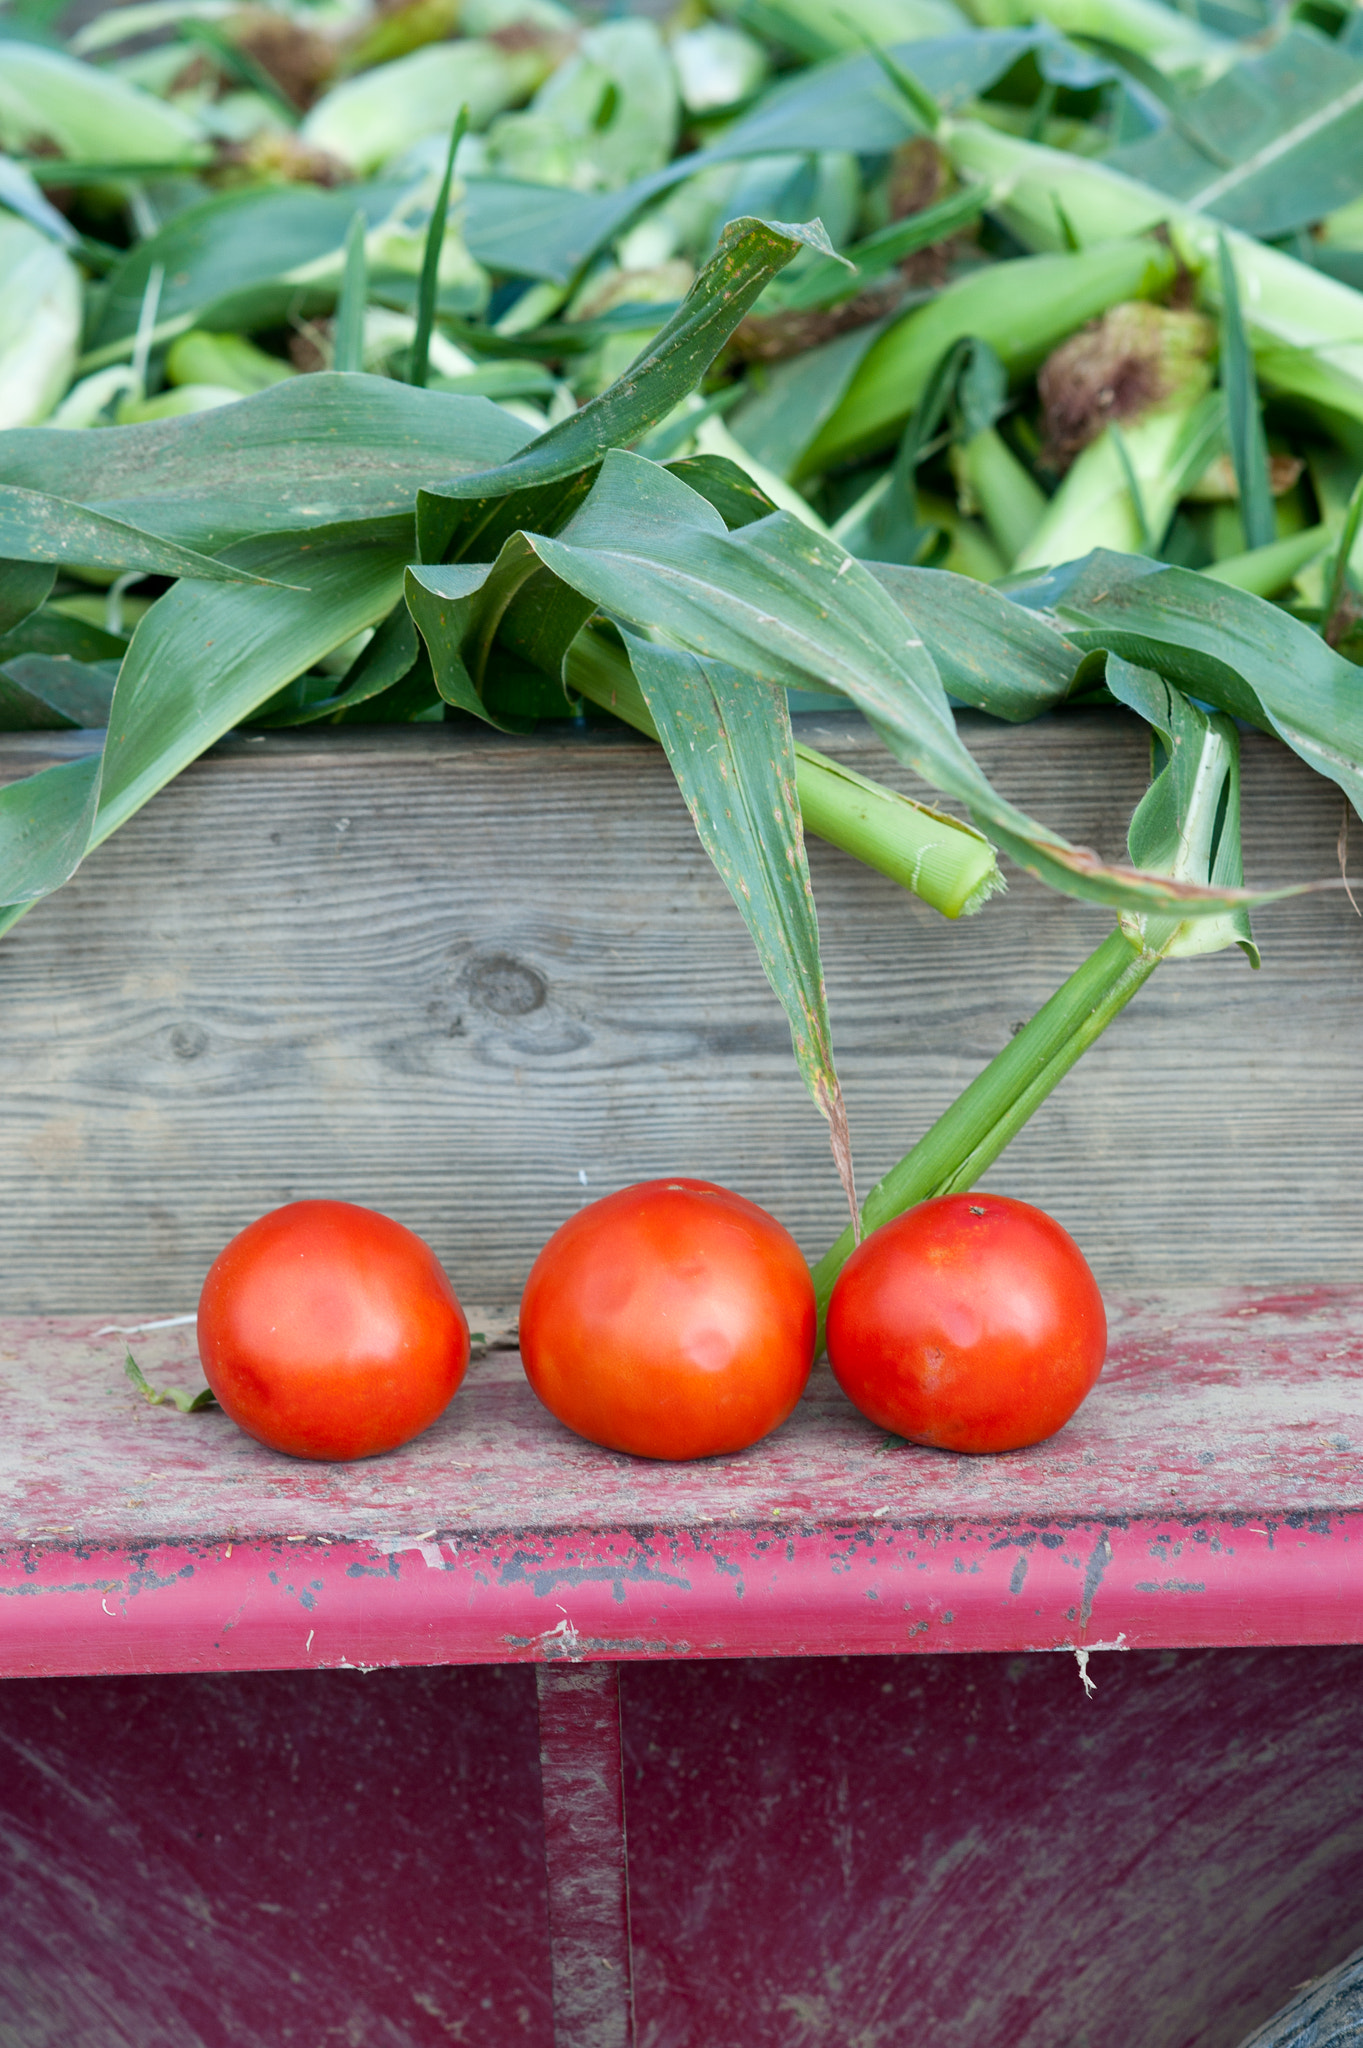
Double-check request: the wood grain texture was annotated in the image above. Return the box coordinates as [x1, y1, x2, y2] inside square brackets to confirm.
[537, 1664, 634, 2048]
[0, 710, 1357, 1313]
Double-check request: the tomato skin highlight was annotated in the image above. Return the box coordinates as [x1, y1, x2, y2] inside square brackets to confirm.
[519, 1178, 816, 1460]
[198, 1200, 469, 1461]
[826, 1193, 1106, 1454]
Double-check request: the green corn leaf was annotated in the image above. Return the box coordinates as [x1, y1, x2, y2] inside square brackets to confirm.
[705, 27, 1038, 155]
[843, 334, 973, 565]
[728, 321, 891, 483]
[0, 604, 126, 669]
[417, 214, 840, 565]
[0, 561, 55, 637]
[1322, 471, 1363, 641]
[0, 377, 532, 555]
[0, 753, 101, 903]
[407, 536, 593, 731]
[771, 185, 987, 314]
[1105, 654, 1258, 963]
[523, 450, 1312, 917]
[124, 1349, 217, 1414]
[332, 213, 369, 377]
[1217, 234, 1274, 554]
[249, 603, 423, 729]
[82, 183, 408, 364]
[868, 564, 1083, 719]
[0, 522, 412, 912]
[625, 632, 858, 1220]
[664, 455, 778, 532]
[1108, 25, 1363, 243]
[93, 523, 413, 851]
[461, 180, 653, 287]
[457, 28, 1039, 282]
[1042, 551, 1363, 821]
[564, 619, 1001, 919]
[0, 483, 291, 585]
[0, 654, 119, 730]
[410, 108, 468, 391]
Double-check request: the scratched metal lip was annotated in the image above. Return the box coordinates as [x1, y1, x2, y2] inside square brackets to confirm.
[3, 1513, 1361, 1678]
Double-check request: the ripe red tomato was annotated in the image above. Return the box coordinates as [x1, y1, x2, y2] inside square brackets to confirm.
[826, 1193, 1106, 1454]
[198, 1200, 469, 1461]
[519, 1178, 816, 1460]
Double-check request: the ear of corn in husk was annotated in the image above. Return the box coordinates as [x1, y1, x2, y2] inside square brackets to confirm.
[0, 216, 82, 430]
[0, 43, 209, 165]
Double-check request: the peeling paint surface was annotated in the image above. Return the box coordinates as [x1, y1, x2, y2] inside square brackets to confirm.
[5, 1288, 1363, 1674]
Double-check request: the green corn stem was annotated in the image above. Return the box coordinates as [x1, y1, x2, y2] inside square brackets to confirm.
[1203, 523, 1331, 596]
[565, 626, 1002, 919]
[951, 426, 1048, 568]
[1014, 394, 1222, 570]
[810, 924, 1160, 1331]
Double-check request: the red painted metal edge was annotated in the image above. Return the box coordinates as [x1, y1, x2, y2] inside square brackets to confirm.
[2, 1513, 1358, 1678]
[537, 1663, 634, 2048]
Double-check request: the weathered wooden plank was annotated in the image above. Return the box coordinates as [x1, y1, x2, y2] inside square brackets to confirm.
[537, 1664, 634, 2048]
[5, 1287, 1363, 1674]
[1237, 1943, 1363, 2047]
[0, 711, 1357, 1312]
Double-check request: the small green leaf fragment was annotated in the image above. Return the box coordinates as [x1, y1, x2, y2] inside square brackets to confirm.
[124, 1348, 217, 1414]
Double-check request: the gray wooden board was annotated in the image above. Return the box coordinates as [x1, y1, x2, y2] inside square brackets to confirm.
[0, 710, 1356, 1314]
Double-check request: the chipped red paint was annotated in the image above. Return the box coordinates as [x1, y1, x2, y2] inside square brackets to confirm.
[5, 1287, 1363, 1677]
[1, 1513, 1359, 1678]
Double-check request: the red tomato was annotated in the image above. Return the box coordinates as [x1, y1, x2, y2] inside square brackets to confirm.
[519, 1178, 816, 1460]
[826, 1193, 1106, 1454]
[198, 1200, 469, 1461]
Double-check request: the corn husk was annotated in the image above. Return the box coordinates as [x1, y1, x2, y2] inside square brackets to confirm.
[961, 0, 1231, 79]
[0, 43, 208, 165]
[945, 120, 1363, 437]
[0, 217, 82, 430]
[671, 25, 768, 114]
[165, 331, 298, 393]
[301, 41, 547, 173]
[1014, 394, 1223, 568]
[115, 384, 243, 424]
[487, 20, 679, 191]
[804, 237, 1177, 473]
[713, 0, 966, 63]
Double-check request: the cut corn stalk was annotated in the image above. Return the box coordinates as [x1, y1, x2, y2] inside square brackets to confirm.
[811, 664, 1256, 1327]
[564, 623, 1002, 919]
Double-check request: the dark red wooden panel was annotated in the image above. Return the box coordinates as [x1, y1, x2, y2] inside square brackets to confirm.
[621, 1648, 1363, 2048]
[0, 1665, 552, 2047]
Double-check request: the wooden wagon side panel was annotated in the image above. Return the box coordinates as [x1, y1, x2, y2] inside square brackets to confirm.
[0, 711, 1358, 1316]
